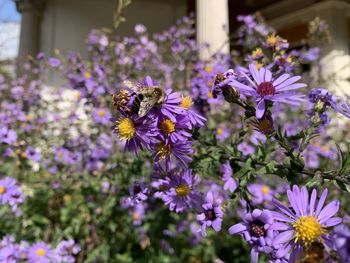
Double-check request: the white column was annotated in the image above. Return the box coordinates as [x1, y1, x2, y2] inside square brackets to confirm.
[317, 1, 350, 96]
[196, 0, 229, 60]
[15, 0, 46, 74]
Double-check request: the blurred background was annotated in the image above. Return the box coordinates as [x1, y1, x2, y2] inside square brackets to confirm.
[0, 0, 349, 93]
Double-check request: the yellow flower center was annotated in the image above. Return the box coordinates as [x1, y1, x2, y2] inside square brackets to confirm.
[267, 35, 279, 46]
[84, 72, 91, 79]
[133, 212, 140, 221]
[206, 81, 213, 87]
[36, 248, 46, 257]
[156, 142, 171, 159]
[252, 48, 263, 59]
[216, 128, 223, 135]
[261, 185, 269, 195]
[160, 119, 175, 135]
[294, 216, 324, 247]
[0, 186, 6, 195]
[98, 110, 106, 117]
[116, 118, 135, 140]
[205, 65, 213, 73]
[207, 92, 213, 98]
[179, 96, 193, 109]
[175, 184, 190, 197]
[20, 252, 27, 259]
[321, 146, 329, 152]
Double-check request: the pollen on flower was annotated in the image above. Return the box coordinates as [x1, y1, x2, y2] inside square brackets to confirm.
[116, 118, 135, 140]
[251, 220, 266, 237]
[254, 61, 264, 70]
[0, 186, 6, 195]
[294, 216, 324, 246]
[179, 96, 193, 109]
[160, 119, 175, 134]
[207, 91, 213, 98]
[36, 248, 46, 257]
[175, 184, 190, 197]
[261, 185, 269, 195]
[257, 81, 275, 97]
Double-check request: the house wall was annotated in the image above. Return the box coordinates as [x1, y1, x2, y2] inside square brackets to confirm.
[40, 0, 187, 58]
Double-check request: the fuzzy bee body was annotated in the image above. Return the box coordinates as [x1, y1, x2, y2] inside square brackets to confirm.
[123, 80, 166, 117]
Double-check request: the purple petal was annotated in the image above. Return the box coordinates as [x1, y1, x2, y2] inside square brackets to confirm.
[272, 73, 290, 86]
[318, 200, 340, 224]
[228, 223, 247, 235]
[272, 230, 294, 246]
[323, 217, 342, 227]
[256, 100, 265, 119]
[249, 64, 261, 85]
[275, 76, 301, 90]
[212, 219, 222, 232]
[315, 188, 328, 216]
[250, 249, 259, 263]
[276, 83, 307, 92]
[309, 189, 317, 215]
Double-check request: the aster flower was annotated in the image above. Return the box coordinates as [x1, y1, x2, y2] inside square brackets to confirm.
[248, 184, 274, 206]
[220, 161, 238, 193]
[158, 115, 192, 144]
[152, 140, 193, 168]
[25, 147, 42, 162]
[333, 220, 350, 262]
[216, 124, 230, 142]
[162, 169, 201, 213]
[54, 240, 80, 263]
[196, 191, 223, 237]
[0, 177, 25, 210]
[229, 209, 275, 263]
[27, 242, 53, 263]
[92, 108, 112, 124]
[271, 185, 342, 262]
[331, 97, 350, 119]
[178, 96, 206, 128]
[113, 114, 158, 155]
[231, 64, 306, 118]
[0, 126, 17, 145]
[238, 142, 255, 156]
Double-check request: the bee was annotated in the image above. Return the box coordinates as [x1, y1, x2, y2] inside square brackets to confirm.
[302, 241, 326, 263]
[123, 80, 166, 117]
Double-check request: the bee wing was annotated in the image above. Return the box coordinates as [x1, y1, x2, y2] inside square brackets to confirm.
[138, 96, 158, 117]
[122, 80, 143, 93]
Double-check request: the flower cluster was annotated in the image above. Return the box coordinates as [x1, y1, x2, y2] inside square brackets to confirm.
[0, 237, 80, 263]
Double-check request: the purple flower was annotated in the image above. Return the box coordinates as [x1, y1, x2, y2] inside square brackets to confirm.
[333, 221, 350, 262]
[0, 177, 25, 210]
[93, 108, 112, 124]
[331, 97, 350, 119]
[54, 240, 80, 263]
[130, 203, 146, 226]
[248, 184, 274, 206]
[27, 242, 53, 263]
[178, 96, 206, 129]
[271, 185, 342, 262]
[231, 64, 306, 118]
[135, 24, 147, 34]
[0, 126, 17, 145]
[113, 115, 158, 155]
[237, 142, 255, 156]
[48, 58, 61, 68]
[216, 124, 230, 142]
[152, 140, 193, 169]
[162, 169, 201, 213]
[25, 147, 42, 162]
[229, 209, 275, 263]
[196, 191, 223, 237]
[158, 115, 192, 144]
[220, 161, 238, 193]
